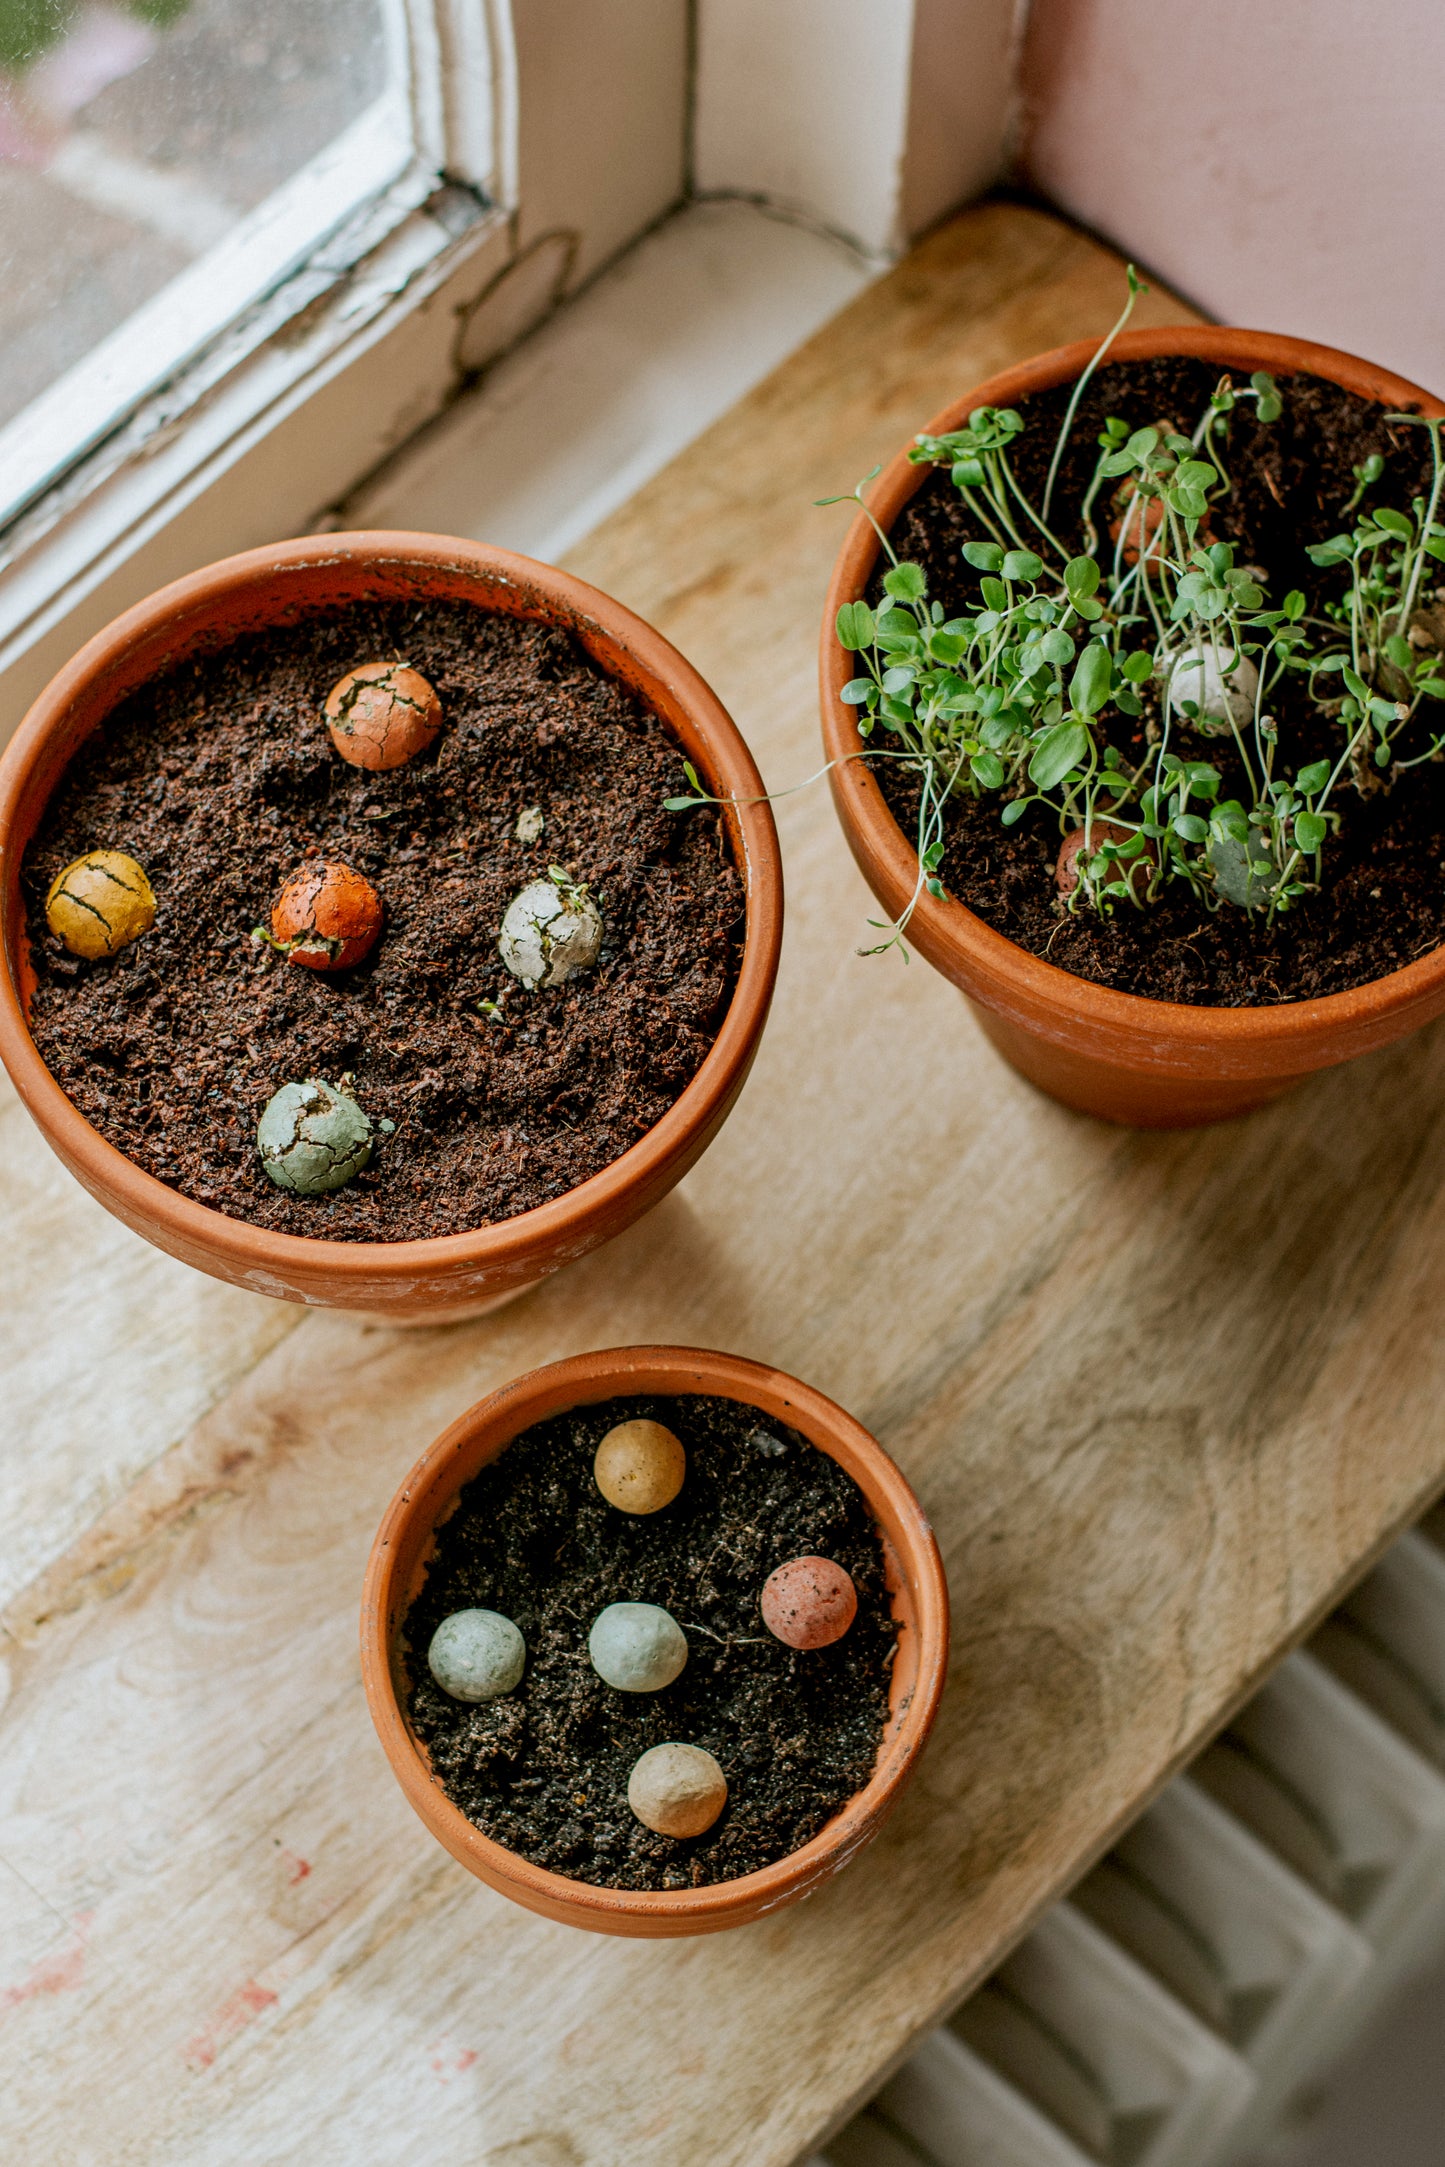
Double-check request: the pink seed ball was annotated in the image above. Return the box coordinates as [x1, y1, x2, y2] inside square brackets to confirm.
[760, 1556, 858, 1650]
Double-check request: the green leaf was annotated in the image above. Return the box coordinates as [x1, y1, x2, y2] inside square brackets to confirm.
[1308, 539, 1353, 566]
[1172, 813, 1208, 843]
[1283, 590, 1306, 621]
[662, 795, 700, 812]
[970, 751, 1005, 789]
[951, 458, 985, 488]
[1064, 555, 1100, 601]
[1039, 628, 1075, 666]
[1001, 549, 1044, 582]
[1384, 634, 1415, 671]
[1342, 665, 1370, 702]
[1296, 759, 1331, 793]
[840, 678, 875, 706]
[835, 601, 875, 651]
[1294, 810, 1327, 853]
[980, 576, 1009, 612]
[1175, 460, 1218, 490]
[1374, 507, 1414, 538]
[883, 562, 927, 601]
[1121, 650, 1154, 683]
[1001, 800, 1027, 826]
[1169, 484, 1208, 520]
[1028, 721, 1088, 790]
[1070, 641, 1113, 716]
[962, 540, 1004, 572]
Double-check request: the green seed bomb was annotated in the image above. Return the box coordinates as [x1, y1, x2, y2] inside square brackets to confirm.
[428, 1609, 526, 1702]
[587, 1602, 688, 1693]
[257, 1079, 372, 1195]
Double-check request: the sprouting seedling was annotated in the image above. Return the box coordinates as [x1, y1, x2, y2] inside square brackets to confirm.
[1345, 452, 1386, 515]
[687, 273, 1445, 949]
[1041, 263, 1147, 525]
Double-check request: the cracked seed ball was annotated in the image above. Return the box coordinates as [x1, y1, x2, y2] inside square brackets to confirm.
[270, 860, 382, 971]
[257, 1078, 372, 1194]
[1056, 820, 1150, 900]
[588, 1602, 688, 1693]
[324, 661, 442, 771]
[594, 1419, 686, 1515]
[761, 1556, 858, 1650]
[45, 850, 155, 959]
[427, 1608, 526, 1702]
[627, 1743, 728, 1838]
[1165, 641, 1259, 736]
[498, 877, 602, 989]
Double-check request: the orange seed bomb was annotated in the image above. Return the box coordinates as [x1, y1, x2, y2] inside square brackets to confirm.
[324, 662, 442, 771]
[760, 1556, 858, 1650]
[269, 860, 383, 971]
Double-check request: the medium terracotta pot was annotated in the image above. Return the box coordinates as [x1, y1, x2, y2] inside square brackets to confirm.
[0, 535, 782, 1318]
[360, 1345, 950, 1937]
[821, 328, 1445, 1126]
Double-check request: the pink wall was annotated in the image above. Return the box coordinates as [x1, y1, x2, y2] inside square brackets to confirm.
[1020, 0, 1445, 394]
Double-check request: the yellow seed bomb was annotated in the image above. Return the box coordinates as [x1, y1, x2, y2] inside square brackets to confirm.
[594, 1419, 686, 1515]
[45, 851, 156, 959]
[627, 1743, 727, 1838]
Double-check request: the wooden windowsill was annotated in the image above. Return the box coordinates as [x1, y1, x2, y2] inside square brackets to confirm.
[6, 199, 1445, 2166]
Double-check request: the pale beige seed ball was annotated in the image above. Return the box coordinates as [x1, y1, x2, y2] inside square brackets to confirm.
[45, 851, 155, 959]
[627, 1743, 727, 1838]
[594, 1419, 686, 1515]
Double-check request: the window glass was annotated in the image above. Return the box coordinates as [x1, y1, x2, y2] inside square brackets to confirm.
[0, 0, 389, 434]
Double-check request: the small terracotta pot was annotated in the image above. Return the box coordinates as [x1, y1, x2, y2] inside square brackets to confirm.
[360, 1345, 950, 1937]
[821, 329, 1445, 1126]
[0, 535, 782, 1318]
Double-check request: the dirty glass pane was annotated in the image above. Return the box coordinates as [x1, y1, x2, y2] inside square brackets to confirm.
[0, 0, 390, 434]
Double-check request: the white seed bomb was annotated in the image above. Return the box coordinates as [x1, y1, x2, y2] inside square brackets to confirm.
[498, 877, 602, 989]
[515, 805, 544, 843]
[257, 1079, 372, 1195]
[427, 1608, 526, 1702]
[627, 1742, 728, 1837]
[1165, 641, 1260, 737]
[588, 1602, 688, 1693]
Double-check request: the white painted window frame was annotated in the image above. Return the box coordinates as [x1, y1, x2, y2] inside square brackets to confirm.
[0, 0, 516, 701]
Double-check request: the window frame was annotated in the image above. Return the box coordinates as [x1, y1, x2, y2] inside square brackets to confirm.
[0, 0, 515, 697]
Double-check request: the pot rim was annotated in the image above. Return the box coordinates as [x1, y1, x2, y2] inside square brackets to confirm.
[820, 326, 1445, 1049]
[0, 532, 783, 1283]
[359, 1345, 950, 1932]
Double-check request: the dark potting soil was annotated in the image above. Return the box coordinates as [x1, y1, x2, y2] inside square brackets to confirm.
[875, 359, 1445, 1004]
[405, 1394, 896, 1891]
[21, 602, 744, 1240]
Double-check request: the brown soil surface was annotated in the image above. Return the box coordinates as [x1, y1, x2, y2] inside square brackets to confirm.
[22, 602, 743, 1240]
[406, 1393, 896, 1891]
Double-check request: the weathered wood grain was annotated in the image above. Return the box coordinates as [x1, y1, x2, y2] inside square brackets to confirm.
[0, 1066, 296, 1615]
[5, 200, 1444, 2167]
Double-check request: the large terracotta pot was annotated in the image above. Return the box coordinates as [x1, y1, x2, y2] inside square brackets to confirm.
[821, 328, 1445, 1126]
[361, 1345, 950, 1937]
[0, 535, 782, 1318]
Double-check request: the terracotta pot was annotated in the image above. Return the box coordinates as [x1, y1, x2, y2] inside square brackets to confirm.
[821, 329, 1445, 1126]
[0, 535, 782, 1318]
[360, 1345, 950, 1936]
